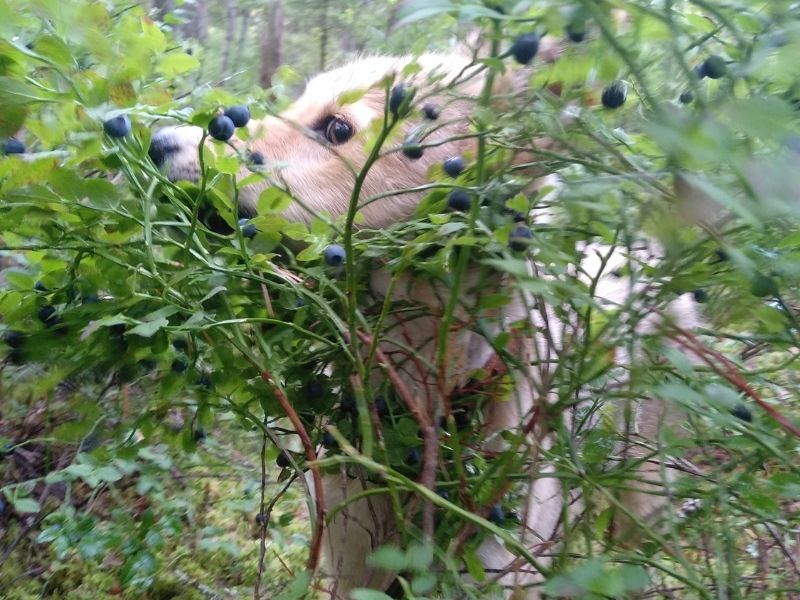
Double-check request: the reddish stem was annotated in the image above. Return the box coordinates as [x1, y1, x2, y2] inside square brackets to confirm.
[670, 326, 800, 438]
[260, 371, 326, 572]
[355, 330, 438, 540]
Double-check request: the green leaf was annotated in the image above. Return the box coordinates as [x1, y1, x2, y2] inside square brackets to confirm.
[618, 565, 650, 592]
[11, 497, 41, 514]
[274, 571, 312, 600]
[476, 293, 510, 310]
[156, 53, 200, 77]
[258, 187, 294, 213]
[128, 317, 169, 338]
[366, 546, 407, 572]
[95, 466, 123, 483]
[351, 591, 394, 600]
[411, 572, 437, 595]
[339, 87, 367, 105]
[64, 463, 95, 479]
[395, 0, 455, 28]
[463, 545, 485, 582]
[0, 76, 58, 105]
[594, 507, 613, 539]
[405, 542, 434, 572]
[37, 524, 64, 543]
[215, 156, 241, 175]
[505, 194, 529, 215]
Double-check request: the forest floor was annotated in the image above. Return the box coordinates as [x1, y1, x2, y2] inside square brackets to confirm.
[0, 383, 309, 600]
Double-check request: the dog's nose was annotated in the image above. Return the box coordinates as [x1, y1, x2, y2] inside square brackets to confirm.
[148, 130, 180, 169]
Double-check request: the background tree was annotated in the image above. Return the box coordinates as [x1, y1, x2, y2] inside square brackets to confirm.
[259, 0, 285, 89]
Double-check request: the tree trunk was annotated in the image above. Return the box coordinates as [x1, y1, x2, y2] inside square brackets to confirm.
[231, 7, 251, 75]
[319, 0, 329, 71]
[383, 0, 415, 36]
[259, 0, 284, 89]
[385, 0, 402, 36]
[220, 0, 237, 77]
[152, 0, 173, 22]
[183, 0, 209, 43]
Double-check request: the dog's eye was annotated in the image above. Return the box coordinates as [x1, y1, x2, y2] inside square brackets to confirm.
[324, 118, 353, 145]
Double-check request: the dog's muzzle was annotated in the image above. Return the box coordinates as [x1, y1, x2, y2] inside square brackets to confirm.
[148, 126, 204, 183]
[148, 131, 181, 170]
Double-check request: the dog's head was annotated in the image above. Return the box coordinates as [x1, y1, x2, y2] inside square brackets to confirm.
[150, 53, 497, 229]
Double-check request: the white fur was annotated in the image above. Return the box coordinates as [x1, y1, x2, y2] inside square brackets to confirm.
[154, 52, 700, 599]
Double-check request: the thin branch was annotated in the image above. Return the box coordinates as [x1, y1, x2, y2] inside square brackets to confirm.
[260, 371, 326, 572]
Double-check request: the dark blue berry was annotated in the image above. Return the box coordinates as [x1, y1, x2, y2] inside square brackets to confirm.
[322, 431, 337, 449]
[171, 358, 188, 373]
[488, 504, 504, 523]
[406, 447, 421, 465]
[276, 450, 291, 468]
[3, 330, 25, 348]
[510, 33, 540, 65]
[37, 305, 58, 326]
[713, 249, 729, 263]
[509, 225, 533, 251]
[248, 151, 265, 165]
[340, 393, 356, 414]
[224, 105, 250, 128]
[2, 138, 25, 154]
[389, 84, 410, 118]
[443, 156, 465, 177]
[138, 359, 157, 371]
[453, 409, 470, 430]
[197, 372, 213, 389]
[695, 64, 707, 79]
[701, 55, 727, 79]
[305, 379, 324, 399]
[323, 244, 346, 267]
[103, 115, 131, 138]
[448, 190, 471, 211]
[402, 141, 423, 159]
[374, 394, 388, 417]
[750, 273, 778, 298]
[731, 404, 752, 422]
[208, 115, 235, 141]
[692, 289, 708, 303]
[239, 218, 257, 238]
[601, 81, 627, 109]
[679, 90, 694, 104]
[565, 22, 586, 43]
[422, 103, 439, 120]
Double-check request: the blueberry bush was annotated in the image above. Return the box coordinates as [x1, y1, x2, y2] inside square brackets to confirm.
[2, 1, 800, 599]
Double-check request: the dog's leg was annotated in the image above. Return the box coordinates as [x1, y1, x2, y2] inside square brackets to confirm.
[589, 254, 703, 540]
[315, 473, 397, 599]
[473, 291, 565, 599]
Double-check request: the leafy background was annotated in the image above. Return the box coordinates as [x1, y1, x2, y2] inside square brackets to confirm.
[1, 0, 800, 599]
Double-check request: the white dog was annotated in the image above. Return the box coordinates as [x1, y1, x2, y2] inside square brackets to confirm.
[150, 51, 701, 599]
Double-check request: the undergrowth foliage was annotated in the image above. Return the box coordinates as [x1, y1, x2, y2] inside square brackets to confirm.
[1, 0, 800, 598]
